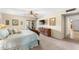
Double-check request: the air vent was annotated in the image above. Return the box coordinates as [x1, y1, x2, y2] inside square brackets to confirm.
[66, 8, 76, 12]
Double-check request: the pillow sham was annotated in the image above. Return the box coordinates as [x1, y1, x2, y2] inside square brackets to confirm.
[0, 29, 9, 39]
[13, 29, 21, 34]
[8, 28, 21, 34]
[7, 29, 12, 35]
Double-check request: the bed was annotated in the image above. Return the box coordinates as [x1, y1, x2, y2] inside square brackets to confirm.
[0, 29, 39, 50]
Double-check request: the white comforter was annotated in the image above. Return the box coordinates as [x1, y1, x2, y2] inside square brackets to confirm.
[0, 30, 38, 50]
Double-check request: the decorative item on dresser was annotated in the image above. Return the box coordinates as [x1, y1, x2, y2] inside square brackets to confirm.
[39, 27, 51, 37]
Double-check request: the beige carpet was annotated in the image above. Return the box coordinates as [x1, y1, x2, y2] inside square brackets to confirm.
[39, 34, 79, 50]
[31, 34, 79, 50]
[31, 45, 43, 50]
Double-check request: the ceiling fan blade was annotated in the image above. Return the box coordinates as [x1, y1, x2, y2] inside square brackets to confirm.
[30, 10, 33, 15]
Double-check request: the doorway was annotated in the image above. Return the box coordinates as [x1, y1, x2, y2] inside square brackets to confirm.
[63, 12, 79, 40]
[26, 20, 37, 30]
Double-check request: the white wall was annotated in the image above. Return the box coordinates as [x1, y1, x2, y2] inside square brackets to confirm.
[1, 8, 79, 39]
[37, 8, 79, 39]
[0, 13, 27, 29]
[37, 9, 66, 39]
[0, 13, 4, 24]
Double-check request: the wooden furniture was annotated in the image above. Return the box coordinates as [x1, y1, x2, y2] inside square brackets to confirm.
[39, 27, 51, 37]
[30, 29, 40, 35]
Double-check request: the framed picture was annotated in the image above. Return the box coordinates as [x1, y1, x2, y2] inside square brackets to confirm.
[12, 19, 19, 26]
[49, 17, 56, 26]
[5, 20, 9, 25]
[21, 21, 23, 25]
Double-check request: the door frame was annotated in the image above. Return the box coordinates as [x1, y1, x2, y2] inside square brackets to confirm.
[62, 12, 79, 39]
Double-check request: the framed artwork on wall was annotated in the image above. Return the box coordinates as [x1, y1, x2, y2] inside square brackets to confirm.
[21, 21, 23, 25]
[12, 19, 19, 26]
[5, 20, 9, 25]
[49, 17, 56, 26]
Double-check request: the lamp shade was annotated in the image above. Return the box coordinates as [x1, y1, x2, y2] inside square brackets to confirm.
[0, 24, 7, 29]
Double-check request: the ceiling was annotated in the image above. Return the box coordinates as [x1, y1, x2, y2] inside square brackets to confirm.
[0, 8, 69, 18]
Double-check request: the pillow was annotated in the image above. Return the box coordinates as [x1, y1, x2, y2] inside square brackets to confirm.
[8, 28, 21, 34]
[7, 28, 15, 35]
[21, 27, 29, 30]
[13, 29, 21, 34]
[26, 27, 29, 30]
[0, 29, 9, 39]
[7, 29, 12, 35]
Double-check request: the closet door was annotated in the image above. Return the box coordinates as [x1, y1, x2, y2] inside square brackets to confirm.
[72, 20, 79, 31]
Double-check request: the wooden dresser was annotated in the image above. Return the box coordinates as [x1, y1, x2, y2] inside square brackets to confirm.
[39, 27, 51, 37]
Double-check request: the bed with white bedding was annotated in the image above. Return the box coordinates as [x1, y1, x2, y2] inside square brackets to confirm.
[0, 29, 39, 50]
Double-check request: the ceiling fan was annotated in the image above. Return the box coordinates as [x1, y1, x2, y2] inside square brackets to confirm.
[29, 10, 38, 19]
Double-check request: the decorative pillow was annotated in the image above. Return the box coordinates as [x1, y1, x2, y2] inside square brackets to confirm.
[7, 29, 12, 35]
[0, 29, 9, 39]
[7, 28, 14, 35]
[8, 28, 21, 34]
[25, 27, 29, 30]
[21, 27, 28, 30]
[13, 29, 21, 34]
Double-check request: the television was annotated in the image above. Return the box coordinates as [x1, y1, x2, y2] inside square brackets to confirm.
[39, 20, 46, 25]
